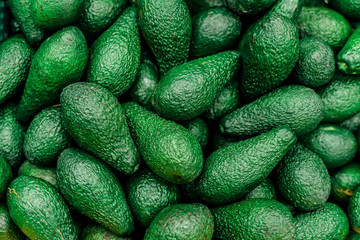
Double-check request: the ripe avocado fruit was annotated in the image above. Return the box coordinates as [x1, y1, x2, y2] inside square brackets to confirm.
[331, 162, 360, 202]
[245, 177, 277, 200]
[0, 156, 12, 198]
[338, 28, 360, 75]
[0, 203, 24, 240]
[18, 160, 57, 189]
[81, 224, 133, 240]
[329, 0, 360, 20]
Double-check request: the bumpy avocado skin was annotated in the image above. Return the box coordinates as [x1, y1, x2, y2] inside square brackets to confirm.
[276, 144, 331, 211]
[0, 35, 35, 105]
[220, 85, 324, 138]
[57, 148, 134, 236]
[181, 118, 209, 149]
[138, 0, 192, 76]
[16, 26, 88, 122]
[0, 203, 25, 240]
[212, 199, 295, 240]
[144, 203, 214, 240]
[152, 51, 240, 121]
[268, 0, 304, 22]
[81, 224, 133, 240]
[0, 156, 13, 198]
[86, 7, 141, 98]
[331, 162, 360, 202]
[241, 13, 299, 99]
[126, 168, 181, 228]
[7, 176, 77, 240]
[294, 202, 349, 240]
[303, 124, 358, 169]
[123, 102, 204, 184]
[329, 0, 360, 20]
[18, 160, 57, 189]
[296, 7, 352, 50]
[245, 177, 277, 200]
[338, 28, 360, 75]
[191, 125, 296, 205]
[60, 82, 140, 175]
[341, 112, 360, 132]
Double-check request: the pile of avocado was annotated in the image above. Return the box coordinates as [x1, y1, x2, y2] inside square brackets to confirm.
[1, 0, 360, 239]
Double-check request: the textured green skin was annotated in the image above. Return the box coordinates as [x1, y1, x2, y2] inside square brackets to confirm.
[220, 85, 324, 138]
[191, 126, 296, 205]
[31, 0, 84, 30]
[138, 0, 192, 76]
[78, 0, 127, 38]
[0, 104, 25, 168]
[338, 28, 360, 75]
[152, 51, 240, 121]
[23, 106, 72, 166]
[212, 199, 295, 240]
[268, 0, 304, 22]
[81, 224, 133, 240]
[144, 203, 214, 240]
[245, 177, 277, 200]
[0, 156, 12, 198]
[86, 7, 140, 97]
[8, 0, 44, 45]
[0, 35, 35, 105]
[330, 0, 360, 20]
[60, 82, 140, 175]
[205, 79, 240, 121]
[7, 176, 77, 240]
[210, 129, 241, 151]
[57, 148, 134, 236]
[347, 232, 360, 240]
[18, 160, 57, 189]
[123, 102, 203, 184]
[319, 73, 360, 122]
[331, 162, 360, 202]
[225, 0, 277, 15]
[16, 26, 88, 122]
[341, 112, 360, 132]
[241, 13, 299, 100]
[129, 57, 159, 108]
[185, 0, 225, 14]
[181, 118, 209, 149]
[296, 7, 352, 50]
[0, 203, 25, 240]
[350, 187, 360, 234]
[276, 144, 331, 211]
[294, 202, 349, 240]
[293, 37, 335, 87]
[304, 124, 358, 169]
[126, 168, 181, 228]
[191, 8, 241, 58]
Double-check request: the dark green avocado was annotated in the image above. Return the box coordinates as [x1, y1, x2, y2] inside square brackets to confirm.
[225, 0, 277, 16]
[329, 0, 360, 21]
[81, 224, 133, 240]
[331, 162, 360, 202]
[185, 0, 225, 14]
[18, 160, 57, 189]
[181, 118, 209, 149]
[0, 156, 12, 198]
[338, 28, 360, 75]
[0, 203, 25, 240]
[245, 177, 277, 200]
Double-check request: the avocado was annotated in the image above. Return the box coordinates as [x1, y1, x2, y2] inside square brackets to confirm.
[220, 85, 324, 138]
[185, 0, 225, 14]
[0, 35, 35, 105]
[319, 73, 360, 122]
[241, 13, 299, 100]
[205, 79, 241, 121]
[276, 144, 331, 211]
[0, 104, 25, 168]
[331, 162, 360, 202]
[293, 37, 335, 88]
[190, 125, 296, 205]
[144, 203, 214, 240]
[0, 203, 25, 240]
[152, 50, 240, 121]
[225, 0, 277, 16]
[181, 118, 209, 149]
[18, 160, 57, 189]
[296, 7, 352, 50]
[31, 0, 84, 30]
[210, 129, 242, 151]
[81, 224, 133, 240]
[350, 186, 360, 234]
[190, 8, 241, 58]
[329, 0, 360, 20]
[60, 82, 140, 175]
[0, 156, 12, 198]
[212, 199, 295, 240]
[23, 105, 72, 166]
[245, 177, 277, 200]
[294, 202, 349, 239]
[303, 124, 358, 168]
[7, 176, 77, 239]
[347, 232, 360, 240]
[8, 0, 44, 46]
[16, 26, 88, 122]
[129, 56, 159, 109]
[123, 102, 203, 184]
[57, 148, 134, 236]
[78, 0, 127, 39]
[268, 0, 304, 22]
[338, 28, 360, 75]
[138, 0, 192, 76]
[341, 112, 360, 132]
[126, 168, 181, 228]
[86, 7, 141, 98]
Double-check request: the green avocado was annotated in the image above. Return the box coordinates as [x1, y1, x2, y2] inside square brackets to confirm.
[329, 0, 360, 20]
[245, 177, 277, 200]
[331, 162, 360, 202]
[181, 118, 209, 149]
[268, 0, 304, 22]
[81, 224, 133, 240]
[57, 148, 134, 236]
[0, 156, 12, 198]
[347, 232, 360, 240]
[0, 203, 25, 240]
[338, 28, 360, 75]
[225, 0, 277, 16]
[18, 160, 57, 189]
[185, 0, 225, 14]
[341, 112, 360, 132]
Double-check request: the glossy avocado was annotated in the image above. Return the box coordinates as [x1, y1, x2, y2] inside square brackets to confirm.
[60, 82, 140, 175]
[18, 160, 57, 189]
[338, 28, 360, 75]
[331, 162, 360, 202]
[0, 203, 25, 240]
